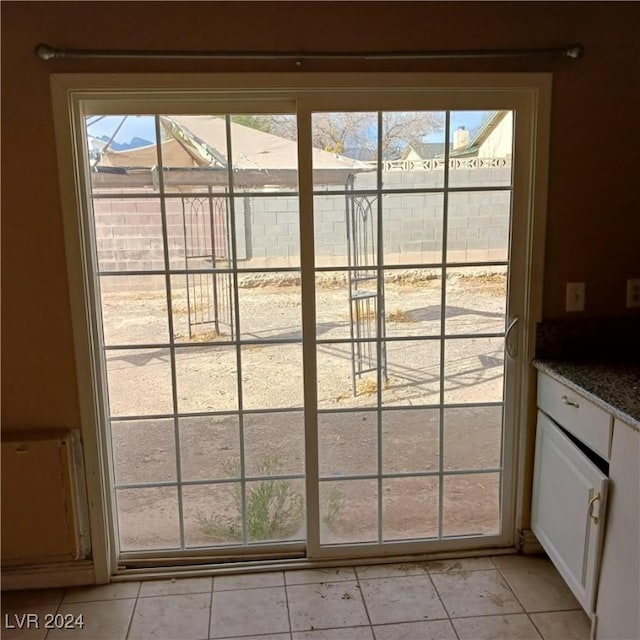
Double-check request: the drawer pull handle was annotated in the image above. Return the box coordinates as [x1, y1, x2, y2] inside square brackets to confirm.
[561, 395, 580, 408]
[588, 493, 601, 525]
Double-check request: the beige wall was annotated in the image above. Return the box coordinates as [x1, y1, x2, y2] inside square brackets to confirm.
[2, 1, 639, 568]
[478, 112, 514, 159]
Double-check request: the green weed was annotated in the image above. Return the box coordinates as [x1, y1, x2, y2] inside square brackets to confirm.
[196, 455, 304, 542]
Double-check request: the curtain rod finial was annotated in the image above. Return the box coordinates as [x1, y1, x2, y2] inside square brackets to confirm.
[35, 44, 57, 60]
[566, 44, 583, 59]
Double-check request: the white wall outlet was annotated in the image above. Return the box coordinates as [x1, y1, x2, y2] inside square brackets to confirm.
[566, 282, 585, 312]
[627, 278, 640, 308]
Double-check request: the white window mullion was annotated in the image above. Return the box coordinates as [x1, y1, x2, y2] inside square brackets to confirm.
[154, 115, 187, 551]
[375, 111, 384, 544]
[296, 101, 321, 557]
[223, 114, 249, 546]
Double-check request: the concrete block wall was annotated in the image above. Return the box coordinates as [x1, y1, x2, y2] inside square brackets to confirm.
[93, 167, 512, 285]
[93, 196, 184, 273]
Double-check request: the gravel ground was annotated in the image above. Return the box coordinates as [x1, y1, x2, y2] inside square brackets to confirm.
[101, 273, 508, 551]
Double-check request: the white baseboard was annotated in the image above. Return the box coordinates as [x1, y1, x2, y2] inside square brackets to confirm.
[519, 528, 545, 555]
[1, 561, 96, 590]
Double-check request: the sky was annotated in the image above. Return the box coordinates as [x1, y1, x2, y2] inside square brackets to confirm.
[86, 110, 491, 150]
[427, 111, 490, 143]
[86, 115, 158, 144]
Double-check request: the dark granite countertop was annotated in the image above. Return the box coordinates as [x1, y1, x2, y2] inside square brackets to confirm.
[533, 359, 640, 431]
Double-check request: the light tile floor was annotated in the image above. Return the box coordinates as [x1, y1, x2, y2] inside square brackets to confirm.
[1, 555, 591, 640]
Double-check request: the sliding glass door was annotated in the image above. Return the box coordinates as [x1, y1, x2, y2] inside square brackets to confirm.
[85, 110, 311, 558]
[69, 79, 539, 568]
[310, 108, 513, 554]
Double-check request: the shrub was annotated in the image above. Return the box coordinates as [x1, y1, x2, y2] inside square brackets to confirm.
[196, 455, 304, 542]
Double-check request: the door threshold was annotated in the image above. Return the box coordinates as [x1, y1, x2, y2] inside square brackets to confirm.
[111, 545, 519, 582]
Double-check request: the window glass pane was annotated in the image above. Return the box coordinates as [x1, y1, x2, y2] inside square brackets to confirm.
[319, 411, 377, 478]
[171, 273, 235, 344]
[319, 480, 378, 545]
[444, 406, 503, 471]
[93, 197, 165, 273]
[162, 115, 229, 192]
[383, 477, 439, 541]
[317, 341, 378, 410]
[384, 268, 442, 337]
[106, 348, 173, 416]
[86, 114, 160, 193]
[116, 487, 180, 551]
[167, 192, 231, 270]
[238, 271, 301, 342]
[382, 408, 439, 474]
[111, 419, 176, 484]
[443, 473, 500, 537]
[244, 411, 304, 477]
[383, 340, 440, 406]
[444, 338, 504, 404]
[245, 478, 305, 542]
[448, 110, 513, 188]
[312, 112, 378, 191]
[183, 483, 242, 547]
[179, 415, 240, 481]
[175, 346, 238, 413]
[241, 344, 303, 410]
[382, 193, 443, 266]
[100, 275, 168, 345]
[314, 194, 379, 269]
[230, 113, 297, 191]
[381, 111, 446, 190]
[237, 195, 300, 269]
[446, 191, 511, 263]
[445, 266, 507, 335]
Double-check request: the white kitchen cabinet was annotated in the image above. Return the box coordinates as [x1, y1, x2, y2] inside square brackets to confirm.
[594, 419, 640, 640]
[531, 410, 608, 614]
[533, 370, 640, 640]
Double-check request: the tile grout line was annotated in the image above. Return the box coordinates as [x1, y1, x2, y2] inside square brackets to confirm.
[352, 565, 376, 640]
[353, 562, 497, 582]
[427, 557, 497, 639]
[496, 561, 583, 612]
[440, 608, 582, 620]
[281, 570, 294, 640]
[524, 612, 546, 640]
[42, 589, 65, 640]
[124, 581, 142, 640]
[426, 568, 452, 619]
[491, 562, 534, 626]
[207, 577, 215, 640]
[423, 568, 461, 640]
[211, 582, 297, 593]
[364, 608, 571, 626]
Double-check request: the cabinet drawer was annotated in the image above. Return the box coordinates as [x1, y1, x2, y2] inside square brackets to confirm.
[537, 372, 612, 460]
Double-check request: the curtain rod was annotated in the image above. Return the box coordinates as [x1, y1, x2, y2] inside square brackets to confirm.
[35, 43, 583, 63]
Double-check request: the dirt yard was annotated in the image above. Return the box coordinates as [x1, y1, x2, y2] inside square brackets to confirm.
[101, 272, 507, 552]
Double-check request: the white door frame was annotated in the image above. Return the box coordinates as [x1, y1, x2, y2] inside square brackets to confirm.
[51, 72, 551, 581]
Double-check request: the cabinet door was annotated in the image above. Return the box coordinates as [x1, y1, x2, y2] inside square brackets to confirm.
[531, 411, 608, 614]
